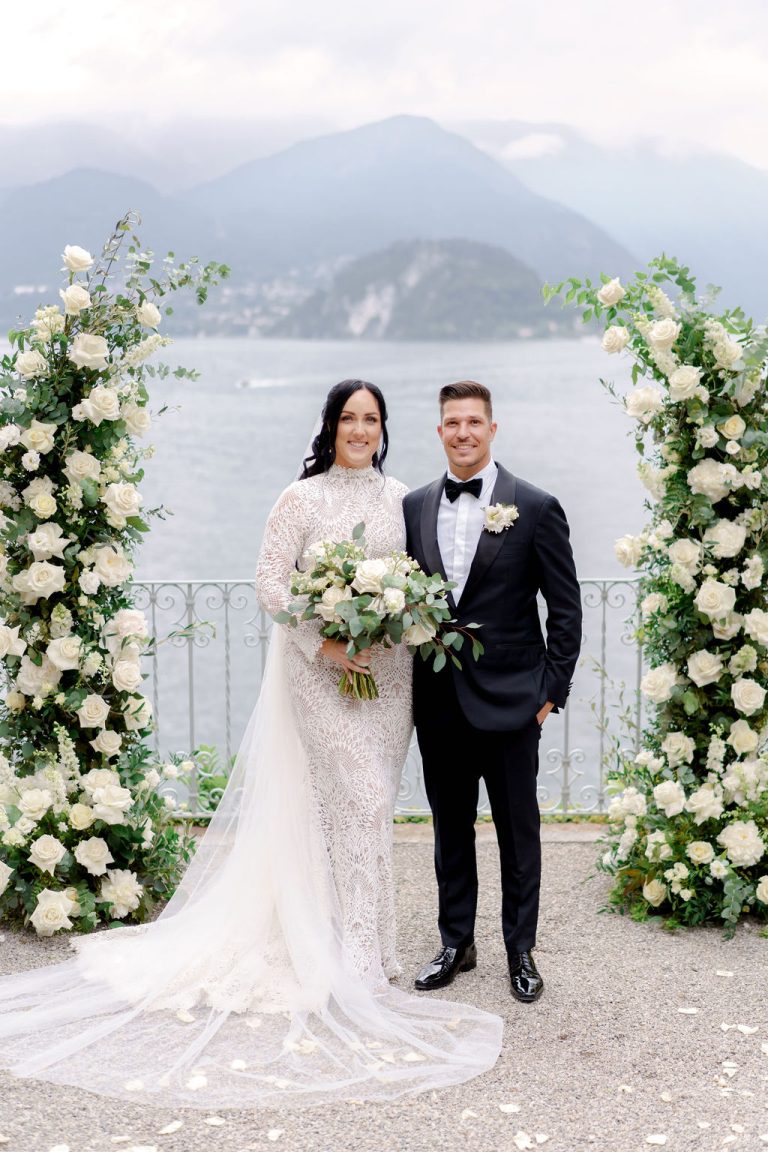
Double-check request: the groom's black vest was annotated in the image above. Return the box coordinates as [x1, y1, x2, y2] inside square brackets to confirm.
[403, 464, 582, 732]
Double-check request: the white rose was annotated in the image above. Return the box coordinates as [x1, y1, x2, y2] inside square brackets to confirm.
[28, 489, 57, 519]
[64, 450, 101, 486]
[718, 414, 746, 441]
[667, 365, 701, 402]
[686, 841, 715, 866]
[62, 244, 94, 272]
[112, 659, 143, 693]
[103, 609, 149, 656]
[641, 663, 678, 704]
[352, 558, 389, 594]
[717, 819, 765, 867]
[123, 695, 152, 732]
[613, 534, 643, 568]
[15, 654, 61, 697]
[136, 300, 162, 328]
[0, 624, 26, 658]
[731, 677, 767, 717]
[30, 889, 74, 936]
[727, 719, 759, 755]
[59, 284, 92, 315]
[16, 350, 48, 380]
[90, 729, 122, 758]
[20, 420, 56, 455]
[687, 458, 738, 502]
[80, 768, 120, 795]
[641, 593, 668, 616]
[102, 482, 142, 526]
[685, 784, 724, 824]
[647, 318, 681, 349]
[703, 520, 746, 559]
[313, 583, 351, 623]
[686, 649, 724, 688]
[77, 383, 120, 425]
[0, 859, 13, 896]
[69, 802, 95, 831]
[5, 690, 26, 712]
[625, 386, 664, 424]
[712, 613, 743, 641]
[642, 878, 667, 907]
[121, 401, 151, 437]
[668, 538, 700, 572]
[100, 868, 143, 918]
[653, 779, 687, 817]
[596, 278, 626, 307]
[18, 787, 53, 821]
[92, 544, 132, 587]
[68, 334, 110, 372]
[0, 424, 21, 451]
[12, 561, 66, 605]
[76, 693, 110, 728]
[74, 836, 114, 876]
[28, 834, 67, 875]
[660, 732, 695, 767]
[601, 325, 630, 354]
[755, 876, 768, 904]
[91, 783, 133, 825]
[694, 579, 736, 621]
[743, 609, 768, 647]
[382, 587, 406, 615]
[696, 426, 719, 449]
[27, 522, 72, 562]
[403, 619, 438, 646]
[78, 569, 101, 595]
[742, 555, 764, 591]
[46, 635, 82, 672]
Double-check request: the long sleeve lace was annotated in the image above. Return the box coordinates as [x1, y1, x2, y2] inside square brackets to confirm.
[255, 482, 324, 664]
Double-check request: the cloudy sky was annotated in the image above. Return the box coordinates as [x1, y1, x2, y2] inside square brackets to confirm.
[5, 0, 768, 168]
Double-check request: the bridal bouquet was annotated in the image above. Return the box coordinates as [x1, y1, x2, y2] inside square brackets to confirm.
[275, 523, 483, 699]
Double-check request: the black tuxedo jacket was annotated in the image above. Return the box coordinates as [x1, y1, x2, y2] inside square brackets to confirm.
[403, 464, 582, 732]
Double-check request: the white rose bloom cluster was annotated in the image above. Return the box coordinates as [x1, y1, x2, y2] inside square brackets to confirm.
[653, 779, 687, 818]
[641, 663, 679, 704]
[625, 386, 664, 424]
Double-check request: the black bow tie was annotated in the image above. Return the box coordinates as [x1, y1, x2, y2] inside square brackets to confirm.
[445, 476, 483, 503]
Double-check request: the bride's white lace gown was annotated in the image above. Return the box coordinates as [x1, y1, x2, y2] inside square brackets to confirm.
[0, 465, 502, 1109]
[254, 464, 412, 983]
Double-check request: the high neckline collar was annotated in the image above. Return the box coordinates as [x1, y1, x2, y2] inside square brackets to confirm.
[327, 463, 380, 482]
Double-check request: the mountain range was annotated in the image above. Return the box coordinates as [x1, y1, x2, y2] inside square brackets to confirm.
[1, 114, 765, 336]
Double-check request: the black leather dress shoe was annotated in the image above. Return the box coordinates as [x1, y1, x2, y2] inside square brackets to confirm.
[508, 950, 544, 1002]
[414, 942, 477, 990]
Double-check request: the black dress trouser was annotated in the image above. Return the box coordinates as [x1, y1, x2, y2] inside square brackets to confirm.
[415, 673, 542, 957]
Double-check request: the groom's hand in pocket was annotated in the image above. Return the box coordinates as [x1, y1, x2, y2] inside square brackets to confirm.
[536, 701, 554, 726]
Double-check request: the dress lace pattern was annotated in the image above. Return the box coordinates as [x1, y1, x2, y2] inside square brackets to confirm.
[255, 465, 413, 982]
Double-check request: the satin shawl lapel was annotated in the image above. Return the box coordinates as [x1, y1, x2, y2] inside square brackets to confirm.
[418, 476, 455, 609]
[459, 464, 518, 604]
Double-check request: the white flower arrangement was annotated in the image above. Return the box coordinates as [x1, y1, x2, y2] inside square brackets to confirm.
[0, 217, 228, 935]
[547, 256, 768, 934]
[483, 503, 519, 533]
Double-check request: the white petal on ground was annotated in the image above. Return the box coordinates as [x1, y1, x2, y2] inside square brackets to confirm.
[203, 1116, 226, 1126]
[499, 1103, 522, 1113]
[736, 1024, 758, 1034]
[723, 1137, 738, 1146]
[158, 1121, 183, 1134]
[123, 1079, 144, 1092]
[716, 969, 734, 977]
[267, 1132, 284, 1143]
[175, 1010, 195, 1023]
[535, 1137, 549, 1146]
[762, 1042, 768, 1055]
[460, 1109, 478, 1121]
[513, 1133, 535, 1151]
[49, 1146, 70, 1152]
[697, 1121, 712, 1128]
[230, 1059, 248, 1070]
[660, 1091, 673, 1102]
[731, 1125, 746, 1133]
[677, 1007, 699, 1014]
[617, 1084, 634, 1093]
[185, 1074, 207, 1090]
[646, 1138, 667, 1147]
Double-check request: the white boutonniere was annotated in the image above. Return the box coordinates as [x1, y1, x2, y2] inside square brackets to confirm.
[483, 502, 519, 533]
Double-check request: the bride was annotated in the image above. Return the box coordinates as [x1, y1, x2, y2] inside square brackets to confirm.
[0, 379, 502, 1108]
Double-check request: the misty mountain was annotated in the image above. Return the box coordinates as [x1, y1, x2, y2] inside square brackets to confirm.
[457, 119, 768, 317]
[188, 115, 635, 285]
[273, 238, 570, 340]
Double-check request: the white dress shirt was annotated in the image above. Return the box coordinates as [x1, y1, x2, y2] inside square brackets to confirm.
[437, 459, 498, 602]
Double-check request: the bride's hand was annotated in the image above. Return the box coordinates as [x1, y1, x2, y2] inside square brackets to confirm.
[320, 639, 373, 674]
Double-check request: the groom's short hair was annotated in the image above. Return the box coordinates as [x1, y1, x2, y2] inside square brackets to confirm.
[439, 380, 493, 419]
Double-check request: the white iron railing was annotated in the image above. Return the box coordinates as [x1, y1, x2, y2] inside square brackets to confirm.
[132, 578, 643, 818]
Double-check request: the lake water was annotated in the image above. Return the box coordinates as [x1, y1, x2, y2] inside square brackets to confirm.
[137, 337, 643, 580]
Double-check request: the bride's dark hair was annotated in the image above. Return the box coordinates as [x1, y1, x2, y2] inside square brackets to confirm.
[300, 379, 389, 479]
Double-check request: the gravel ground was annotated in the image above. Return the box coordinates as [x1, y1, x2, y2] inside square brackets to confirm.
[1, 826, 767, 1152]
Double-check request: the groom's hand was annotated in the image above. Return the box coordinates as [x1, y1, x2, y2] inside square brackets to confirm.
[536, 701, 554, 726]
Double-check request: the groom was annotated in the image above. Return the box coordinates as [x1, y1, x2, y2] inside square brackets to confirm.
[403, 381, 582, 1002]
